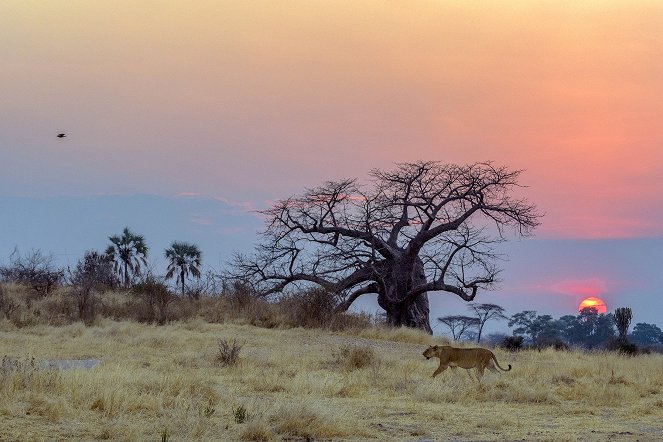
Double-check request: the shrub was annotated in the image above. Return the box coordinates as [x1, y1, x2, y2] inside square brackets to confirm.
[132, 277, 174, 324]
[0, 249, 64, 296]
[280, 288, 338, 329]
[606, 338, 639, 356]
[233, 405, 249, 423]
[0, 284, 19, 319]
[333, 345, 377, 371]
[216, 339, 243, 366]
[240, 420, 272, 441]
[500, 335, 524, 352]
[535, 337, 570, 351]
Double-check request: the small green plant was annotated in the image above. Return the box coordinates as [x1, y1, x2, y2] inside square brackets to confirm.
[216, 338, 243, 366]
[160, 428, 169, 442]
[233, 405, 248, 423]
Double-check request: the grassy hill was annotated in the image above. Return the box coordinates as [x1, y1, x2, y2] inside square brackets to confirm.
[2, 319, 663, 441]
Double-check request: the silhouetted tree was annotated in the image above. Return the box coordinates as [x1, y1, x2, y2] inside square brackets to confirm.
[530, 315, 564, 346]
[630, 323, 663, 346]
[508, 310, 538, 342]
[510, 311, 564, 346]
[164, 241, 202, 296]
[563, 307, 615, 349]
[437, 315, 480, 340]
[105, 227, 148, 288]
[69, 250, 117, 322]
[468, 302, 507, 343]
[613, 307, 632, 341]
[229, 162, 540, 333]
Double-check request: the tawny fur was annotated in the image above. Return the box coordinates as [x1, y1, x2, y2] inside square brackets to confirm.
[423, 345, 512, 379]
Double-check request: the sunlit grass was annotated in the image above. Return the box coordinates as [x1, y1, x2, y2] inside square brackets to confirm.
[1, 320, 662, 440]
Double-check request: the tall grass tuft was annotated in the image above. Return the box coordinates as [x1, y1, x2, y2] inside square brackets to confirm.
[333, 345, 378, 371]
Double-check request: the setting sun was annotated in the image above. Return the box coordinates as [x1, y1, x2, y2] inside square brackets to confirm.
[578, 296, 607, 314]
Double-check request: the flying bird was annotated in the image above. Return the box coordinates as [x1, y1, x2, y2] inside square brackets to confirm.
[57, 133, 66, 138]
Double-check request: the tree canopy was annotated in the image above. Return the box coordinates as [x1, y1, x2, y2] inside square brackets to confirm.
[231, 161, 540, 332]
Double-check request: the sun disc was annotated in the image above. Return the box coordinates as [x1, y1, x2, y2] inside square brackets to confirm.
[578, 296, 607, 314]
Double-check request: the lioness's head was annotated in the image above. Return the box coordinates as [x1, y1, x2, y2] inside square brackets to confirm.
[423, 345, 438, 360]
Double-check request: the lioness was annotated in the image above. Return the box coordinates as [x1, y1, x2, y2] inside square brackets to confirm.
[423, 345, 512, 379]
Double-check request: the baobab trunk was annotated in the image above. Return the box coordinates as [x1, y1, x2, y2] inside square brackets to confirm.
[377, 256, 433, 334]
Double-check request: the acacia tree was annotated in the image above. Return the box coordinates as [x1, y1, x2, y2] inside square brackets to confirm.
[437, 315, 480, 340]
[165, 241, 202, 296]
[468, 302, 508, 343]
[105, 227, 148, 288]
[230, 161, 540, 333]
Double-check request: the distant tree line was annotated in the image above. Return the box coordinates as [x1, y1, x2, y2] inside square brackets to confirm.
[438, 303, 663, 351]
[1, 224, 662, 350]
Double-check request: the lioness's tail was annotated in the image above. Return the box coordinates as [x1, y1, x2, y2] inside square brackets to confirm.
[491, 353, 512, 371]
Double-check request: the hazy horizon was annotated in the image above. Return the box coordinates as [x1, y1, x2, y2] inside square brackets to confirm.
[2, 193, 661, 336]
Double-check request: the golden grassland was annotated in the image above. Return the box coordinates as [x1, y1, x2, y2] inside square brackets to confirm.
[2, 319, 663, 441]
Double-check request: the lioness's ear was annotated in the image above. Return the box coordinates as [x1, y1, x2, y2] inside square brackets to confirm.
[433, 345, 438, 349]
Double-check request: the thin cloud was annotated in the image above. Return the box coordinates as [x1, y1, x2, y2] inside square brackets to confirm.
[190, 215, 214, 226]
[549, 278, 608, 297]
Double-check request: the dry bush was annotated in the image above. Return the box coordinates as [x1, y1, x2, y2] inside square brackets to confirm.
[216, 339, 243, 366]
[240, 419, 273, 441]
[224, 283, 285, 328]
[268, 403, 351, 440]
[131, 279, 175, 324]
[326, 311, 374, 331]
[278, 288, 338, 328]
[196, 296, 231, 323]
[0, 284, 19, 320]
[355, 325, 446, 345]
[333, 345, 378, 371]
[0, 249, 64, 296]
[37, 289, 79, 326]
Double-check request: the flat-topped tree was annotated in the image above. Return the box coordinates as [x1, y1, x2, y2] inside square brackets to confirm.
[231, 161, 540, 333]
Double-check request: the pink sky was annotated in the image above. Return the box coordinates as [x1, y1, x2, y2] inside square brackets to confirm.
[2, 0, 663, 247]
[3, 1, 663, 241]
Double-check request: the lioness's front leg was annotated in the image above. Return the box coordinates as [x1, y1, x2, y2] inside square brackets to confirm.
[432, 364, 448, 378]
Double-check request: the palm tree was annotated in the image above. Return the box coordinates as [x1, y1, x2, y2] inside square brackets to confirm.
[164, 241, 202, 296]
[105, 227, 148, 288]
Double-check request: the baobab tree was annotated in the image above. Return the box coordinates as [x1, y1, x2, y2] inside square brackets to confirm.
[230, 161, 540, 333]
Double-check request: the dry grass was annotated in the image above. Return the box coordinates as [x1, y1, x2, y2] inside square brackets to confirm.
[1, 319, 663, 441]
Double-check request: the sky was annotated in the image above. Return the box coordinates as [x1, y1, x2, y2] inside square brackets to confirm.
[1, 1, 662, 333]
